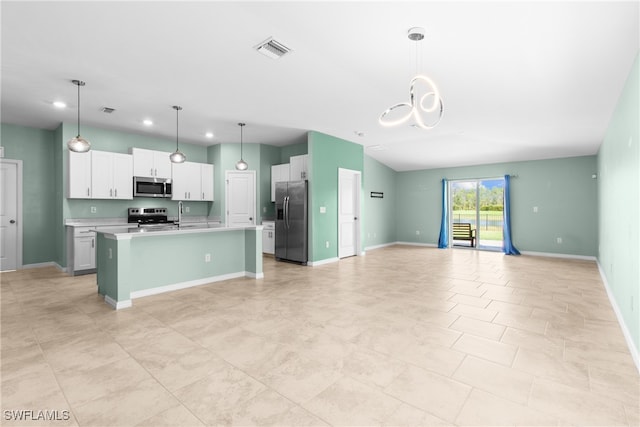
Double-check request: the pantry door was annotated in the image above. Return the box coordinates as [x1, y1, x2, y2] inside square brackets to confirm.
[225, 170, 256, 227]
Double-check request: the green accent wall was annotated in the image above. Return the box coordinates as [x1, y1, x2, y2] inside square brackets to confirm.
[0, 123, 57, 265]
[260, 144, 281, 219]
[280, 142, 307, 163]
[363, 155, 397, 249]
[308, 131, 364, 262]
[598, 52, 639, 356]
[395, 156, 598, 256]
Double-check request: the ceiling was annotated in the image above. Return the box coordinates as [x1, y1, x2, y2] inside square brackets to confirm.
[2, 1, 638, 171]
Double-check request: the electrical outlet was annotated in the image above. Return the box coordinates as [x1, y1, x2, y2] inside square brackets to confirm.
[185, 206, 190, 213]
[533, 206, 538, 213]
[108, 248, 112, 259]
[416, 230, 420, 235]
[91, 206, 97, 213]
[263, 207, 266, 213]
[205, 253, 211, 262]
[556, 237, 562, 244]
[320, 206, 326, 214]
[325, 241, 329, 248]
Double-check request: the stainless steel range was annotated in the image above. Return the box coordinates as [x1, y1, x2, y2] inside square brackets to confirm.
[128, 207, 172, 228]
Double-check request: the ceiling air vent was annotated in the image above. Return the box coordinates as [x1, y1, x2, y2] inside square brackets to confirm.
[255, 37, 292, 59]
[101, 107, 116, 114]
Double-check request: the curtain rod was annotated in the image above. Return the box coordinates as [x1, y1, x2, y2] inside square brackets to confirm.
[443, 174, 518, 181]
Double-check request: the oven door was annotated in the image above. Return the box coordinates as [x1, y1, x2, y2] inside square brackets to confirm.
[133, 177, 170, 198]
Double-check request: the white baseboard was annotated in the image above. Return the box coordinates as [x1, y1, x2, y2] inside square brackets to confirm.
[597, 261, 640, 374]
[104, 295, 132, 310]
[308, 257, 339, 266]
[246, 271, 264, 279]
[130, 272, 246, 300]
[20, 261, 67, 272]
[365, 242, 397, 251]
[395, 241, 439, 248]
[520, 251, 597, 261]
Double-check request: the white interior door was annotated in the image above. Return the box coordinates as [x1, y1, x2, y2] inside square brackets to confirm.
[1, 160, 21, 271]
[338, 168, 361, 259]
[225, 170, 256, 227]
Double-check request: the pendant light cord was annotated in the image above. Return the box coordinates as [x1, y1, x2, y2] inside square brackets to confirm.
[176, 107, 179, 151]
[240, 124, 243, 160]
[76, 81, 81, 137]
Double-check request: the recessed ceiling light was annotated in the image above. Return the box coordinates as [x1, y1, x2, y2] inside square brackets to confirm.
[354, 131, 365, 137]
[205, 132, 214, 138]
[368, 144, 387, 151]
[143, 119, 153, 126]
[53, 101, 66, 108]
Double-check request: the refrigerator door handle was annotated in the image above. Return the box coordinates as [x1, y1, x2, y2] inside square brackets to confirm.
[285, 196, 290, 229]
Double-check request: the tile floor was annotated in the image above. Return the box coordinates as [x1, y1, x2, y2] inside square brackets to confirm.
[1, 246, 639, 426]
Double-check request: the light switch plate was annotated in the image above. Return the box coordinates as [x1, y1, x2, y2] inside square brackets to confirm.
[320, 206, 326, 213]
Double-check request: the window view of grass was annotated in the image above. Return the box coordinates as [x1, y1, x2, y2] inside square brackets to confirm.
[451, 179, 504, 245]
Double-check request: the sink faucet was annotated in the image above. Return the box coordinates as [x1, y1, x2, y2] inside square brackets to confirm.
[178, 201, 183, 224]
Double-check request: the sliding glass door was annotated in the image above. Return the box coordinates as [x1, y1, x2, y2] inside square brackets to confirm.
[450, 178, 505, 250]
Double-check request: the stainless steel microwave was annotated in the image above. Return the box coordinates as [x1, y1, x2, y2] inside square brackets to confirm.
[133, 177, 172, 198]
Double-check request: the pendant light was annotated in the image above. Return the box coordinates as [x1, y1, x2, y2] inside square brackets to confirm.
[379, 27, 443, 129]
[67, 80, 91, 153]
[235, 122, 248, 171]
[169, 105, 186, 164]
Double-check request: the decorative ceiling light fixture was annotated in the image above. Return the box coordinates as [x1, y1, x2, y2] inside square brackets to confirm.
[169, 106, 186, 163]
[67, 80, 91, 152]
[379, 27, 443, 130]
[235, 123, 248, 171]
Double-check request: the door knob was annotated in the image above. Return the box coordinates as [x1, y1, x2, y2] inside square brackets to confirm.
[354, 217, 358, 220]
[9, 220, 16, 224]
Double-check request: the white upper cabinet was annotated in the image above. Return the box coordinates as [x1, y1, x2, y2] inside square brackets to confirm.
[290, 154, 308, 181]
[91, 151, 133, 200]
[67, 151, 92, 198]
[67, 150, 132, 199]
[131, 148, 172, 179]
[271, 163, 290, 202]
[201, 163, 214, 201]
[172, 161, 214, 201]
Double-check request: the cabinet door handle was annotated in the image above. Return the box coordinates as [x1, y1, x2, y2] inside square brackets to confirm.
[110, 189, 113, 197]
[87, 188, 90, 197]
[114, 188, 118, 198]
[202, 192, 205, 200]
[185, 192, 187, 199]
[91, 239, 94, 248]
[151, 168, 154, 176]
[188, 192, 191, 199]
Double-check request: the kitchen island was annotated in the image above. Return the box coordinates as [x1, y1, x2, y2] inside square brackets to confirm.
[95, 224, 263, 309]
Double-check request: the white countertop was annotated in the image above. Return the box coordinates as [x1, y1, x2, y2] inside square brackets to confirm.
[96, 224, 263, 240]
[66, 216, 222, 228]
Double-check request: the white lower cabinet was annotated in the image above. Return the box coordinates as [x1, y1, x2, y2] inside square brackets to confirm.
[73, 227, 96, 273]
[262, 221, 275, 254]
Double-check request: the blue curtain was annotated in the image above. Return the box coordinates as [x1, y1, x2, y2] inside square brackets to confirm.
[503, 175, 520, 255]
[438, 179, 448, 248]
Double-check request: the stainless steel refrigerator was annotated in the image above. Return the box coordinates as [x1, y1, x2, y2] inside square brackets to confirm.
[275, 180, 308, 264]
